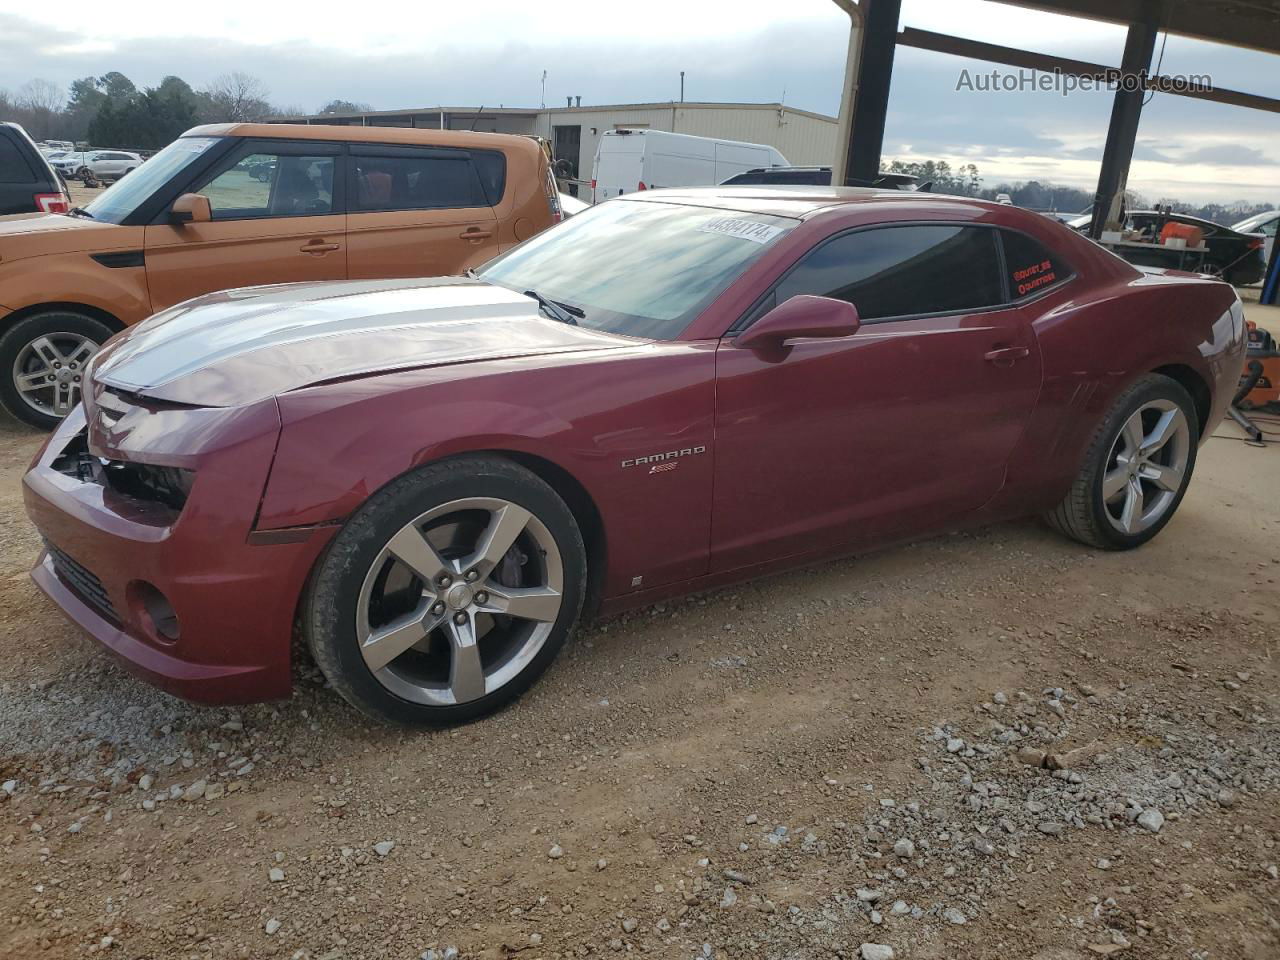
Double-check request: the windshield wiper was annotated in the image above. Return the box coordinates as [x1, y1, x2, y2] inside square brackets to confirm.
[523, 288, 582, 326]
[465, 267, 479, 279]
[66, 206, 95, 219]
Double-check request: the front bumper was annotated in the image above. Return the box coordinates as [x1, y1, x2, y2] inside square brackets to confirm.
[23, 402, 335, 705]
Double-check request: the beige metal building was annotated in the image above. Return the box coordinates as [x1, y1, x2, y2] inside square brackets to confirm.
[288, 101, 838, 189]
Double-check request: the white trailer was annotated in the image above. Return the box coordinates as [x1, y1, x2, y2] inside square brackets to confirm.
[591, 128, 788, 202]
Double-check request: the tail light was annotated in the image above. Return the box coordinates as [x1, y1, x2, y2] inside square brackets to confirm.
[637, 181, 647, 191]
[35, 192, 69, 214]
[1248, 237, 1264, 249]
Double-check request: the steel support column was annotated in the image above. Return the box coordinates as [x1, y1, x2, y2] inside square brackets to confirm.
[830, 0, 864, 188]
[1089, 11, 1159, 238]
[843, 0, 902, 185]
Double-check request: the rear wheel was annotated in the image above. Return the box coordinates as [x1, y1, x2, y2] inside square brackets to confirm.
[0, 311, 112, 430]
[1045, 374, 1199, 550]
[305, 456, 586, 726]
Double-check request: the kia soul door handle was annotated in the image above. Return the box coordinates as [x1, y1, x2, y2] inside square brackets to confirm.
[300, 240, 340, 254]
[984, 346, 1030, 364]
[460, 228, 493, 241]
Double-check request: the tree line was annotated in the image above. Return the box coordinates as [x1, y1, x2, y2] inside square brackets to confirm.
[884, 159, 1274, 226]
[0, 71, 371, 151]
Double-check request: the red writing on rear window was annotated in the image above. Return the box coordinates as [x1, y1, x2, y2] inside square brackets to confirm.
[1012, 258, 1056, 296]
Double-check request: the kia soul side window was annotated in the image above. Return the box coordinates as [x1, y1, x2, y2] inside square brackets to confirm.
[775, 225, 1005, 320]
[199, 153, 335, 219]
[352, 148, 499, 211]
[1001, 229, 1071, 301]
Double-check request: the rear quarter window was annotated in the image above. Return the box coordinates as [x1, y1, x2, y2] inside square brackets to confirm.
[1001, 229, 1071, 301]
[351, 146, 504, 211]
[472, 150, 507, 205]
[0, 133, 37, 184]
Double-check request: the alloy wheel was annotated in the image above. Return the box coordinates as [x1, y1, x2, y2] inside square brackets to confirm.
[12, 333, 98, 418]
[1101, 399, 1191, 535]
[355, 497, 564, 706]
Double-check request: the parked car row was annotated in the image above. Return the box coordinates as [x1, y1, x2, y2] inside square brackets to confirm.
[50, 149, 144, 182]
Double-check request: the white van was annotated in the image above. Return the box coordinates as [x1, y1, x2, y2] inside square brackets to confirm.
[591, 129, 788, 202]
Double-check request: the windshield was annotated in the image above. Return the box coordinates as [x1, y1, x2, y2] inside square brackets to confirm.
[82, 137, 222, 224]
[477, 199, 794, 339]
[1232, 211, 1277, 233]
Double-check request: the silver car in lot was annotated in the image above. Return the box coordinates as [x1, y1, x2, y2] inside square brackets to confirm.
[54, 150, 143, 181]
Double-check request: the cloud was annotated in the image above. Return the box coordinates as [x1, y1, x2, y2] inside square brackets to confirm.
[1, 6, 1277, 205]
[1179, 144, 1267, 165]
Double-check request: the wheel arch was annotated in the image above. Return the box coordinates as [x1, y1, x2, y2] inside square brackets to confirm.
[1151, 363, 1210, 436]
[2, 301, 126, 335]
[469, 449, 608, 618]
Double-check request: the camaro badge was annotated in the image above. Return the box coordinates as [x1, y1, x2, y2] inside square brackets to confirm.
[621, 445, 707, 471]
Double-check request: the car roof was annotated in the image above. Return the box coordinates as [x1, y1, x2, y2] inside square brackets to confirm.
[623, 185, 1002, 220]
[181, 122, 543, 155]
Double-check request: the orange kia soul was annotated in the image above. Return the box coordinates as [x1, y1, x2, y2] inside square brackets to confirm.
[0, 123, 562, 428]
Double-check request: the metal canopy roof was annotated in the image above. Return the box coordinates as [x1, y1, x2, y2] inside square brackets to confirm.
[994, 0, 1280, 56]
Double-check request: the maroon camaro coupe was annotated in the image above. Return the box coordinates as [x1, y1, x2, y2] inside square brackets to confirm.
[23, 187, 1246, 724]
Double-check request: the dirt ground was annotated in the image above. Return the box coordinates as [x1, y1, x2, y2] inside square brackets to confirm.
[0, 309, 1277, 960]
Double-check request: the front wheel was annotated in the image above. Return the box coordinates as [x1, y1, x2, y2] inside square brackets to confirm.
[0, 311, 112, 429]
[1045, 374, 1199, 550]
[305, 456, 587, 726]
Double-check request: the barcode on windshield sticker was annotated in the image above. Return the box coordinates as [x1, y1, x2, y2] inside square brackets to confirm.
[176, 138, 218, 153]
[696, 217, 784, 244]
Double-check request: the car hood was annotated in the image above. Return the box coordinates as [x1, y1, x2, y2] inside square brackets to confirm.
[0, 213, 135, 264]
[91, 277, 637, 407]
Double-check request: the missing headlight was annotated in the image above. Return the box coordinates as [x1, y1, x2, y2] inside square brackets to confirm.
[103, 460, 195, 512]
[50, 428, 195, 514]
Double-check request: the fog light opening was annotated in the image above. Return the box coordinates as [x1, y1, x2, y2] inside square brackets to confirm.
[131, 582, 180, 644]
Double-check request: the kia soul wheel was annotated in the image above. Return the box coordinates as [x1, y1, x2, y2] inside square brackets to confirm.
[0, 311, 112, 430]
[305, 457, 587, 725]
[1046, 374, 1199, 550]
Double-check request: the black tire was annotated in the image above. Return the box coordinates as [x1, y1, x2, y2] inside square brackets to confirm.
[1044, 373, 1199, 550]
[304, 456, 587, 726]
[0, 311, 113, 430]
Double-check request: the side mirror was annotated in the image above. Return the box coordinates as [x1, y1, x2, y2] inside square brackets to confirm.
[732, 295, 860, 350]
[170, 193, 211, 225]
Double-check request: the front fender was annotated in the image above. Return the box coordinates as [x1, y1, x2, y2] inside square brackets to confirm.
[259, 395, 586, 530]
[0, 259, 149, 327]
[257, 344, 718, 599]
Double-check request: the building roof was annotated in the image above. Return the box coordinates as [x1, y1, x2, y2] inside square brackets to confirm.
[287, 101, 836, 125]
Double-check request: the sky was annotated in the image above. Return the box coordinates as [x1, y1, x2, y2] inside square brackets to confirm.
[0, 0, 1276, 205]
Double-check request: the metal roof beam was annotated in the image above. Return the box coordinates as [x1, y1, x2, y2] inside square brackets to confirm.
[989, 0, 1280, 56]
[899, 27, 1280, 113]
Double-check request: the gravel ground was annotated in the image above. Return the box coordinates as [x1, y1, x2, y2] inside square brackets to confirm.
[0, 403, 1278, 959]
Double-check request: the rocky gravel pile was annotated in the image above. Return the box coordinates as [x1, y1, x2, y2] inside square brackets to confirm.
[679, 675, 1278, 959]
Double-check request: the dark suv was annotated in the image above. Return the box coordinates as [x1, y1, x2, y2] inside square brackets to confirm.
[0, 123, 69, 216]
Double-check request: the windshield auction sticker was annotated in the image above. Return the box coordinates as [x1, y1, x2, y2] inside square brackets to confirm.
[696, 217, 785, 244]
[175, 138, 219, 154]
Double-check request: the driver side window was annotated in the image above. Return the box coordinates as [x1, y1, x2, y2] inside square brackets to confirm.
[198, 152, 335, 220]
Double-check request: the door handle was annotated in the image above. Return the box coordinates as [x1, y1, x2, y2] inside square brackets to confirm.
[459, 228, 493, 242]
[300, 240, 340, 254]
[984, 346, 1030, 365]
